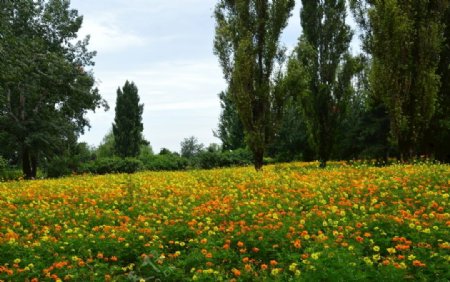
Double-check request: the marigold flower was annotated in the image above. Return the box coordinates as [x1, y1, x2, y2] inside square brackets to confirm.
[412, 260, 426, 267]
[270, 260, 278, 266]
[231, 268, 241, 276]
[261, 264, 268, 270]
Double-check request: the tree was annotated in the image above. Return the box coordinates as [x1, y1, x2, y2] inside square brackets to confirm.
[113, 81, 144, 158]
[268, 55, 314, 162]
[362, 0, 447, 160]
[214, 90, 245, 151]
[298, 0, 354, 167]
[0, 0, 106, 179]
[180, 136, 204, 159]
[424, 4, 450, 162]
[214, 0, 295, 170]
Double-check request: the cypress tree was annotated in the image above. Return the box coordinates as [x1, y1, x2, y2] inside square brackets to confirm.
[113, 81, 144, 158]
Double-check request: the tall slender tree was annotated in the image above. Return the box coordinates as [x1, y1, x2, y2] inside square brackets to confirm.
[214, 0, 295, 170]
[0, 0, 106, 179]
[113, 81, 144, 158]
[298, 0, 353, 167]
[352, 0, 448, 160]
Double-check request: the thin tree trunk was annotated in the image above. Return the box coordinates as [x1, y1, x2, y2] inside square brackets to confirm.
[31, 153, 37, 179]
[22, 146, 33, 179]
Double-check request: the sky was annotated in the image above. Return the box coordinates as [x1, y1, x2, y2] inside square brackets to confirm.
[72, 1, 357, 153]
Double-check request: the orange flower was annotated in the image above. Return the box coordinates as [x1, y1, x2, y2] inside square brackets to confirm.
[412, 260, 426, 267]
[270, 260, 278, 266]
[261, 264, 268, 270]
[293, 239, 302, 249]
[110, 256, 118, 262]
[97, 252, 104, 259]
[231, 268, 241, 277]
[242, 257, 249, 263]
[237, 241, 244, 248]
[244, 264, 252, 271]
[252, 247, 260, 253]
[200, 238, 208, 244]
[223, 243, 230, 250]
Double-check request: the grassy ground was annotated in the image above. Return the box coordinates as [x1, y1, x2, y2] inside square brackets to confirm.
[0, 162, 449, 281]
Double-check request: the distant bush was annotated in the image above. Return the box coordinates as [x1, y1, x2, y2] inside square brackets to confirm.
[141, 154, 188, 171]
[80, 157, 143, 175]
[193, 148, 253, 169]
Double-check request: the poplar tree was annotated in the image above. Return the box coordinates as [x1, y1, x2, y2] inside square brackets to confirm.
[113, 81, 144, 158]
[298, 0, 353, 167]
[214, 0, 295, 170]
[351, 0, 448, 160]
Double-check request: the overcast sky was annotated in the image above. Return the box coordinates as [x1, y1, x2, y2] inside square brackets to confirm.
[72, 1, 356, 153]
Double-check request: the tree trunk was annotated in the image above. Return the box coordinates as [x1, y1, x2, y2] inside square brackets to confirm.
[31, 153, 37, 179]
[253, 148, 264, 171]
[22, 146, 33, 179]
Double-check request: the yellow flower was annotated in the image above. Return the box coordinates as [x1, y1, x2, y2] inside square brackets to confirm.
[373, 246, 380, 252]
[271, 268, 280, 276]
[289, 263, 298, 272]
[387, 247, 396, 254]
[14, 258, 21, 264]
[311, 252, 320, 260]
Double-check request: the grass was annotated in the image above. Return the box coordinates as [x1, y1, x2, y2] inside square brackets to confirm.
[0, 162, 449, 281]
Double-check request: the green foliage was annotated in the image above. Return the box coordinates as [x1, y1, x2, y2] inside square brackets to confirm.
[140, 155, 188, 171]
[214, 0, 295, 170]
[298, 0, 354, 167]
[95, 130, 115, 159]
[180, 136, 204, 159]
[113, 81, 144, 158]
[214, 91, 245, 150]
[81, 157, 143, 175]
[193, 148, 253, 169]
[0, 156, 6, 170]
[0, 0, 106, 179]
[367, 0, 448, 159]
[424, 5, 450, 162]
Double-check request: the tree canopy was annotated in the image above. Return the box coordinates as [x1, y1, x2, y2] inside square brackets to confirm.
[214, 0, 295, 170]
[0, 0, 106, 178]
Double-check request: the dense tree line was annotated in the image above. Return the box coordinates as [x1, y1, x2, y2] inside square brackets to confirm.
[214, 0, 450, 169]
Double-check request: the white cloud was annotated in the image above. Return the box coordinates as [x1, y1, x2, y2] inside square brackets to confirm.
[77, 13, 146, 54]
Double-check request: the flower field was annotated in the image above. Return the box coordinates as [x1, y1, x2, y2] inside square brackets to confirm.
[0, 162, 449, 281]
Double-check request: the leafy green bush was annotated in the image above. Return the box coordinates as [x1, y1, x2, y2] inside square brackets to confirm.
[80, 157, 143, 175]
[194, 148, 253, 169]
[141, 154, 188, 171]
[0, 156, 7, 170]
